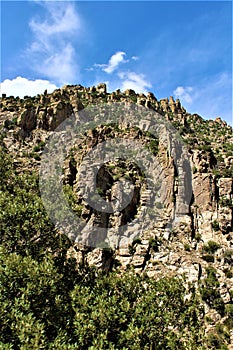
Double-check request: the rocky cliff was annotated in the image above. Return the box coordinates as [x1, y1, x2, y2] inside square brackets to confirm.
[0, 83, 232, 345]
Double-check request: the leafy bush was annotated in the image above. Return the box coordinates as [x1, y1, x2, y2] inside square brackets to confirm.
[149, 237, 159, 252]
[223, 249, 233, 264]
[225, 304, 233, 317]
[200, 267, 225, 316]
[212, 220, 220, 232]
[203, 240, 220, 254]
[202, 254, 215, 263]
[63, 184, 84, 216]
[0, 246, 206, 350]
[0, 146, 64, 258]
[223, 269, 233, 278]
[219, 197, 233, 209]
[207, 331, 229, 350]
[71, 272, 204, 349]
[221, 165, 233, 178]
[184, 243, 191, 251]
[195, 233, 202, 242]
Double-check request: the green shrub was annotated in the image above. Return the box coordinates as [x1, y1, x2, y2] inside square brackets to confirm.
[202, 254, 215, 263]
[225, 304, 233, 317]
[207, 331, 229, 350]
[195, 233, 202, 242]
[0, 245, 206, 349]
[71, 273, 204, 349]
[199, 144, 212, 152]
[212, 220, 220, 231]
[219, 197, 233, 208]
[200, 267, 225, 316]
[184, 243, 191, 251]
[132, 237, 142, 245]
[221, 165, 233, 177]
[33, 145, 41, 152]
[192, 166, 197, 174]
[33, 153, 41, 161]
[63, 184, 83, 216]
[223, 249, 233, 264]
[223, 269, 233, 278]
[149, 237, 159, 252]
[203, 240, 220, 254]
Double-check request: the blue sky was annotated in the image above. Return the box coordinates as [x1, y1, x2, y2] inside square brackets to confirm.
[1, 1, 232, 124]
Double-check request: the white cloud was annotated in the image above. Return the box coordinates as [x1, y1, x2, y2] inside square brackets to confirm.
[29, 2, 81, 37]
[173, 74, 232, 124]
[193, 74, 232, 123]
[27, 2, 82, 84]
[0, 77, 57, 98]
[95, 51, 127, 74]
[92, 52, 140, 76]
[173, 86, 193, 104]
[40, 44, 76, 83]
[119, 72, 152, 93]
[104, 52, 127, 73]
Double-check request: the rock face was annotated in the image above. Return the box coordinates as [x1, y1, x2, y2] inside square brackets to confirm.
[0, 84, 233, 343]
[19, 107, 37, 132]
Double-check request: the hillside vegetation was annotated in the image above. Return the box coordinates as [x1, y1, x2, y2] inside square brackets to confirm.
[0, 85, 232, 349]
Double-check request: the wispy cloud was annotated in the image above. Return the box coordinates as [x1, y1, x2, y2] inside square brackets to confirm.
[173, 86, 193, 104]
[118, 71, 152, 93]
[91, 51, 150, 93]
[194, 73, 232, 123]
[173, 73, 232, 124]
[26, 2, 83, 85]
[0, 77, 57, 98]
[95, 51, 127, 74]
[29, 2, 81, 37]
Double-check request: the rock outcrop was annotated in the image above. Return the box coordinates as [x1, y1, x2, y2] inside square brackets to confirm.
[0, 84, 232, 345]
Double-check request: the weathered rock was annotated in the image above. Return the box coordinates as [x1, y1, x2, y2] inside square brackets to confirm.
[19, 107, 37, 132]
[125, 89, 136, 96]
[96, 83, 107, 94]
